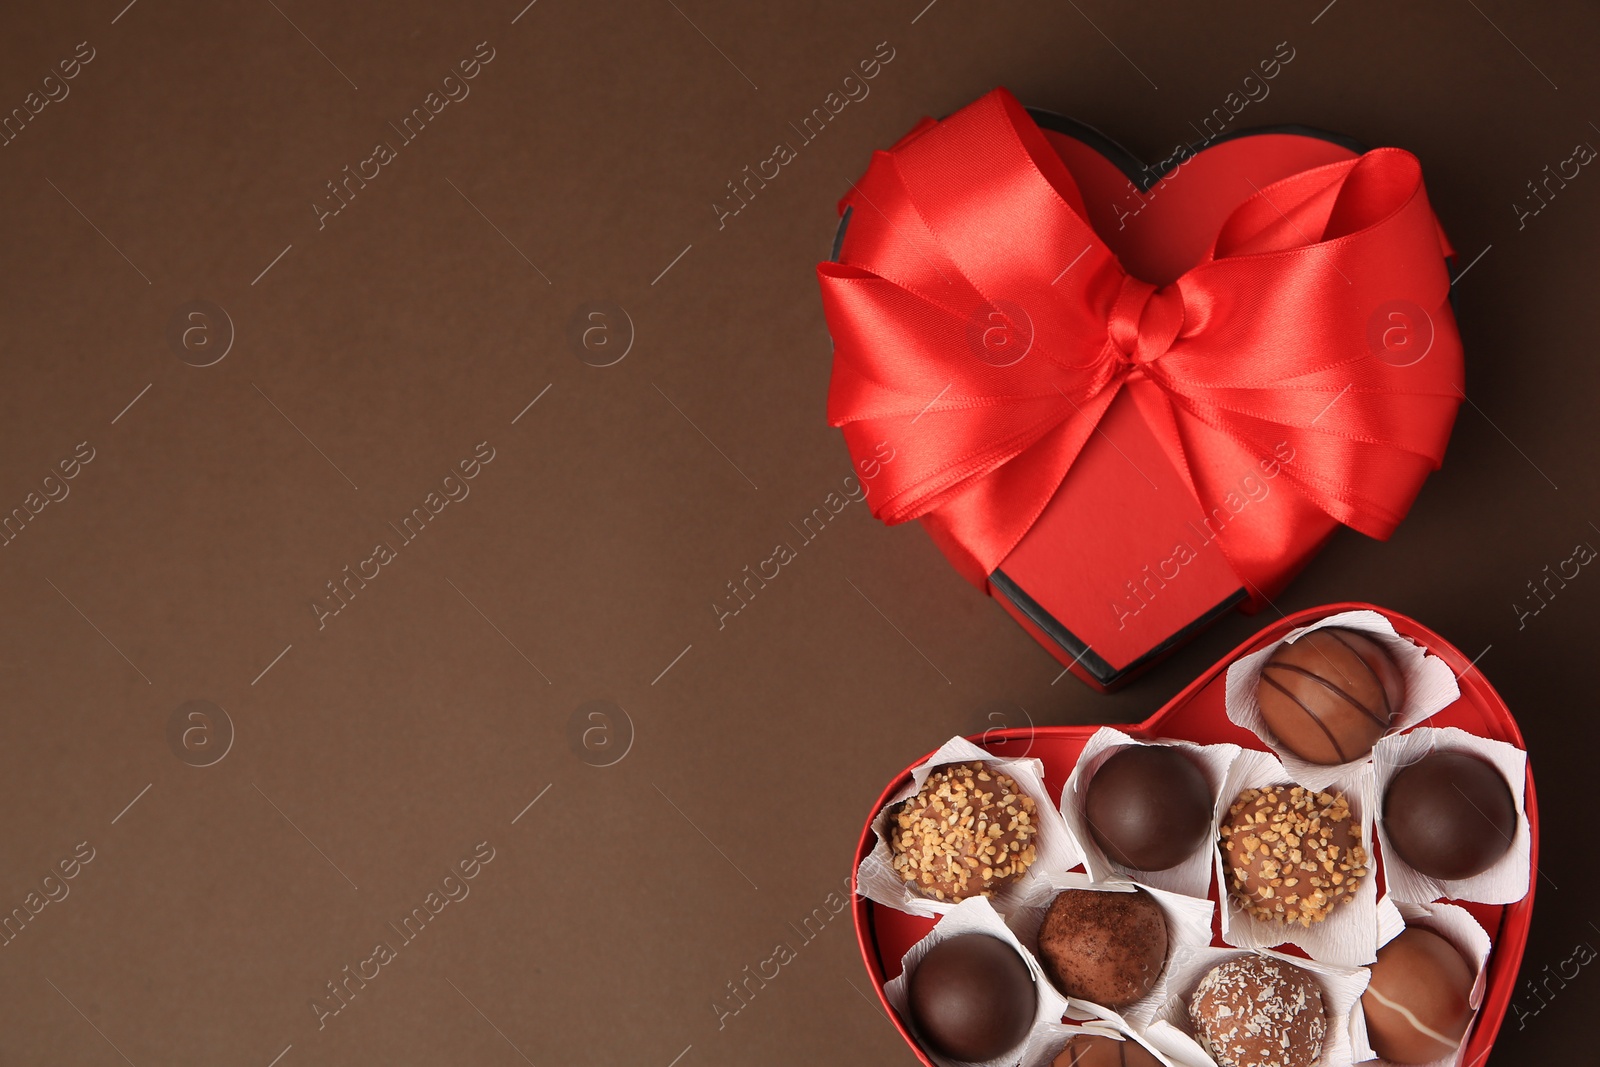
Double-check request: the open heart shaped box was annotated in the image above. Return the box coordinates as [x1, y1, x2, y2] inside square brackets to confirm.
[851, 603, 1537, 1067]
[831, 112, 1455, 692]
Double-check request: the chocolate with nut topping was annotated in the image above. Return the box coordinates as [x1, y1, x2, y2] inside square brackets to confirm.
[1219, 784, 1368, 926]
[889, 762, 1039, 902]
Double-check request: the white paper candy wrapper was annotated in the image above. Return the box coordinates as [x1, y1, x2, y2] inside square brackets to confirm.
[1006, 871, 1216, 1030]
[1140, 1020, 1222, 1067]
[1351, 897, 1493, 1067]
[882, 896, 1070, 1067]
[1224, 609, 1460, 791]
[1149, 945, 1370, 1067]
[857, 736, 1083, 919]
[1059, 728, 1240, 899]
[1371, 727, 1532, 906]
[1213, 748, 1380, 967]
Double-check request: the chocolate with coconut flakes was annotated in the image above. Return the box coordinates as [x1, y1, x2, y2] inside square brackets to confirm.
[1190, 955, 1327, 1067]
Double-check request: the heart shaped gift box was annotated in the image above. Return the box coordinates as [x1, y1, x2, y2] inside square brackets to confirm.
[819, 91, 1464, 690]
[851, 603, 1536, 1067]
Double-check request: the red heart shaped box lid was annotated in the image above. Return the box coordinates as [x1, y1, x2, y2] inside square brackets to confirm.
[833, 110, 1456, 690]
[1033, 116, 1365, 286]
[852, 602, 1537, 1067]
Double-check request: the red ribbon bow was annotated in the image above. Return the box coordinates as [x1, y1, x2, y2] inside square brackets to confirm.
[817, 89, 1463, 603]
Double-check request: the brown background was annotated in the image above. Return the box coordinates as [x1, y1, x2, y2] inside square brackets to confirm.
[0, 1, 1594, 1064]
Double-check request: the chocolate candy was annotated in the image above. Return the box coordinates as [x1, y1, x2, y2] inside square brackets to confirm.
[1051, 1033, 1163, 1067]
[1220, 784, 1368, 926]
[1362, 928, 1475, 1063]
[1256, 627, 1404, 764]
[1084, 745, 1213, 871]
[1384, 751, 1516, 879]
[1036, 888, 1168, 1010]
[889, 762, 1040, 902]
[1189, 955, 1326, 1067]
[907, 933, 1035, 1062]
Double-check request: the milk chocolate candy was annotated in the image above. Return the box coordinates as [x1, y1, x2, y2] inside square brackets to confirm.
[1256, 627, 1403, 764]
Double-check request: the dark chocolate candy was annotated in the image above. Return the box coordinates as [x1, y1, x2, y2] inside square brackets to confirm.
[1084, 744, 1213, 871]
[1036, 888, 1167, 1010]
[907, 933, 1035, 1062]
[1256, 627, 1404, 764]
[1383, 750, 1516, 880]
[1362, 928, 1474, 1063]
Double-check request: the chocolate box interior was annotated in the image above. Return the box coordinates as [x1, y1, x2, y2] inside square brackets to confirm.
[852, 603, 1538, 1067]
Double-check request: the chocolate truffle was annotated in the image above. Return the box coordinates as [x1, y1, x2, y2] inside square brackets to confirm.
[1362, 928, 1475, 1063]
[889, 762, 1040, 902]
[1052, 1033, 1163, 1067]
[907, 933, 1035, 1062]
[1084, 745, 1213, 871]
[1256, 627, 1405, 764]
[1189, 956, 1326, 1067]
[1383, 751, 1516, 880]
[1220, 784, 1368, 926]
[1037, 888, 1168, 1010]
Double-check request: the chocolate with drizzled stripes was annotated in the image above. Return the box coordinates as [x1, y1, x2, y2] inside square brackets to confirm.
[1254, 627, 1405, 765]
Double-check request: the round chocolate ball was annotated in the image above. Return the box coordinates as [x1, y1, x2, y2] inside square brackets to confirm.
[1220, 784, 1368, 927]
[1362, 928, 1475, 1063]
[907, 933, 1035, 1062]
[889, 762, 1040, 902]
[1189, 955, 1326, 1067]
[1384, 751, 1516, 880]
[1256, 627, 1404, 764]
[1037, 888, 1168, 1010]
[1084, 745, 1213, 871]
[1052, 1033, 1163, 1067]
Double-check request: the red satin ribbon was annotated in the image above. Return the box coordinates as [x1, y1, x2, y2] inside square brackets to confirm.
[818, 89, 1463, 603]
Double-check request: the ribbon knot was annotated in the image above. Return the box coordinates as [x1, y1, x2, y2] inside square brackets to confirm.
[817, 89, 1463, 601]
[1107, 276, 1183, 369]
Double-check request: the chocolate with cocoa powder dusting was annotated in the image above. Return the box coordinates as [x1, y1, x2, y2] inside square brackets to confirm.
[1219, 784, 1369, 926]
[889, 762, 1039, 902]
